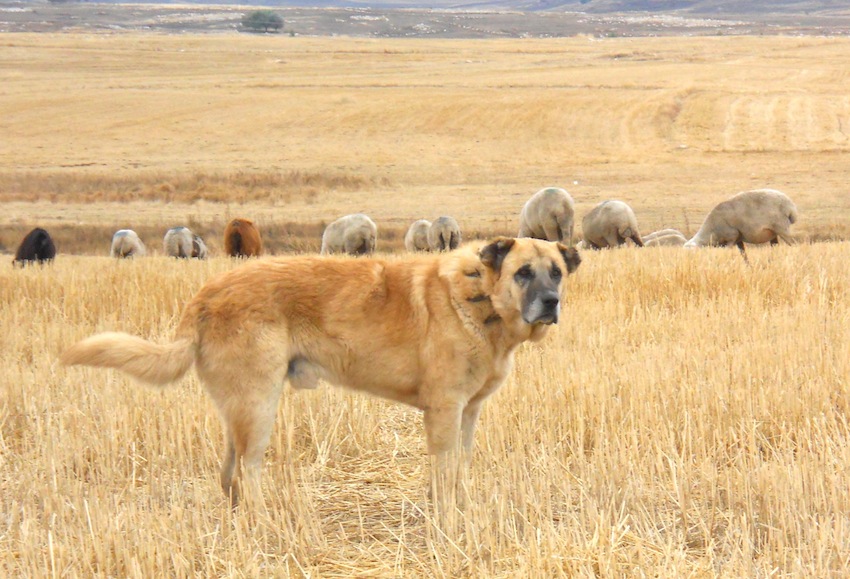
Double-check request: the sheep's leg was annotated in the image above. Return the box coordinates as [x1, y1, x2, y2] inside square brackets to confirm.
[542, 221, 562, 243]
[735, 239, 749, 264]
[777, 232, 797, 246]
[603, 233, 620, 248]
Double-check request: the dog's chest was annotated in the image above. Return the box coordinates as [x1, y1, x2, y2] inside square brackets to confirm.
[467, 350, 513, 401]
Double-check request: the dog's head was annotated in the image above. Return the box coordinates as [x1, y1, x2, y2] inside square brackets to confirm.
[479, 237, 580, 337]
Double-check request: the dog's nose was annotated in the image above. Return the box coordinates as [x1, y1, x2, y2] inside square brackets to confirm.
[541, 292, 559, 312]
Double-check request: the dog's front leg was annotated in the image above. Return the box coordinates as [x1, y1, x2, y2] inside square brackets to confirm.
[424, 402, 463, 504]
[460, 400, 484, 461]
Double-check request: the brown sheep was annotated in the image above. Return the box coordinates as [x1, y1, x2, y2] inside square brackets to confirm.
[224, 218, 263, 258]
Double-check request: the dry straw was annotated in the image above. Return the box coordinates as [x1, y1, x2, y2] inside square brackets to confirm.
[1, 244, 849, 576]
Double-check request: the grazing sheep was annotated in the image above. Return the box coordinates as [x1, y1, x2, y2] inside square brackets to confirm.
[581, 200, 644, 249]
[192, 235, 208, 259]
[163, 227, 194, 258]
[643, 228, 688, 247]
[404, 219, 431, 252]
[518, 187, 575, 245]
[643, 229, 685, 243]
[645, 231, 688, 247]
[321, 213, 377, 256]
[13, 227, 56, 266]
[224, 218, 263, 258]
[427, 216, 462, 252]
[684, 189, 798, 259]
[110, 230, 146, 258]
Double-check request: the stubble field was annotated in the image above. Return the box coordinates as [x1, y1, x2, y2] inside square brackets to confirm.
[1, 32, 850, 577]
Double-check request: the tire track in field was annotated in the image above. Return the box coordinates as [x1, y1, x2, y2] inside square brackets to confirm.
[722, 93, 850, 153]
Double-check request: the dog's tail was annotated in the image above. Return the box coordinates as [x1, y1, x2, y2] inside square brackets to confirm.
[61, 332, 195, 386]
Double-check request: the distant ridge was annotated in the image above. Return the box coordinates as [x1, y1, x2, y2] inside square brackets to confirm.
[79, 0, 850, 15]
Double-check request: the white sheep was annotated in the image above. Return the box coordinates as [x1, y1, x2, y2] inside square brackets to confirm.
[685, 189, 798, 258]
[427, 216, 462, 251]
[163, 227, 194, 258]
[321, 213, 378, 255]
[643, 228, 687, 247]
[518, 187, 575, 245]
[192, 235, 208, 259]
[110, 230, 146, 258]
[581, 200, 643, 249]
[645, 231, 688, 247]
[404, 219, 431, 252]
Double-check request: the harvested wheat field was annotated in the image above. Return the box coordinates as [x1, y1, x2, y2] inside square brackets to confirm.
[2, 33, 850, 250]
[2, 246, 849, 576]
[2, 30, 850, 577]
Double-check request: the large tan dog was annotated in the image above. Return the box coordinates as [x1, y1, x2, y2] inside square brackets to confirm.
[61, 237, 580, 504]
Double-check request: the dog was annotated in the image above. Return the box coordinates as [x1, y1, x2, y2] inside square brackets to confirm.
[61, 237, 580, 504]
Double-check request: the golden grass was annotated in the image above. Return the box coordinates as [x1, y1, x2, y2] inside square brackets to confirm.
[2, 31, 850, 576]
[1, 245, 849, 576]
[2, 33, 850, 245]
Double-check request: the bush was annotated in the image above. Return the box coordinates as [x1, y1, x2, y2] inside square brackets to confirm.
[241, 10, 284, 33]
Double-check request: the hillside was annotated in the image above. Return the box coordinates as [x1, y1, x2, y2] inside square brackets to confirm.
[71, 0, 850, 14]
[3, 0, 850, 36]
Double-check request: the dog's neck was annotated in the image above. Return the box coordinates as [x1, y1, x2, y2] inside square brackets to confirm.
[453, 268, 545, 351]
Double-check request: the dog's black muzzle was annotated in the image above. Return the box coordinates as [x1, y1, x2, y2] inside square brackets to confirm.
[523, 288, 561, 325]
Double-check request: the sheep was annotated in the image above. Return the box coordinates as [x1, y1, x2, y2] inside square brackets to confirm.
[684, 189, 798, 260]
[13, 227, 56, 266]
[321, 213, 377, 256]
[163, 227, 194, 258]
[192, 235, 208, 259]
[224, 218, 263, 258]
[642, 229, 685, 243]
[110, 230, 146, 258]
[645, 231, 688, 247]
[643, 228, 688, 247]
[581, 200, 644, 249]
[427, 216, 462, 252]
[404, 219, 431, 252]
[518, 187, 575, 245]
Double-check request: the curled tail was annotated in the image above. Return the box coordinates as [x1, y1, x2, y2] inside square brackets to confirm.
[61, 332, 195, 386]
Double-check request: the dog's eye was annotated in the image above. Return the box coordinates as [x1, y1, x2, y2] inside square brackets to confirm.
[514, 265, 534, 284]
[551, 265, 562, 280]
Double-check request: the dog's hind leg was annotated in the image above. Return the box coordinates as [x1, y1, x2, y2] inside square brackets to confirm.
[210, 374, 284, 506]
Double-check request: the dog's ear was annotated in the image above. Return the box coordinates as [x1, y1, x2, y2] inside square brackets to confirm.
[479, 237, 515, 273]
[557, 243, 581, 274]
